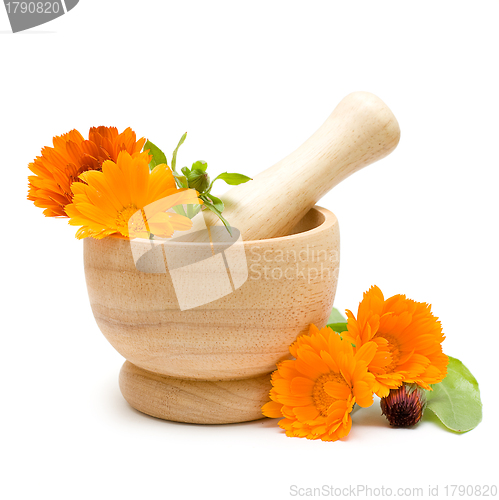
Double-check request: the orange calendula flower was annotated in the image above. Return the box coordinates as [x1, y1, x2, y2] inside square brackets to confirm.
[65, 150, 201, 240]
[345, 286, 448, 397]
[262, 325, 377, 442]
[28, 126, 146, 217]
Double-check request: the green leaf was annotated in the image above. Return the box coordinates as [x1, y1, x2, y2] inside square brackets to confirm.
[187, 204, 202, 218]
[327, 307, 347, 324]
[171, 132, 187, 173]
[214, 172, 252, 185]
[327, 322, 348, 333]
[181, 166, 191, 176]
[208, 172, 252, 192]
[202, 197, 232, 236]
[213, 211, 232, 236]
[144, 140, 168, 171]
[173, 172, 188, 189]
[325, 308, 348, 334]
[202, 193, 224, 213]
[191, 160, 208, 172]
[185, 202, 201, 219]
[424, 356, 482, 432]
[172, 205, 187, 217]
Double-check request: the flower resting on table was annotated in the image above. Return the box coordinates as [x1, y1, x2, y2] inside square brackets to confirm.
[262, 324, 377, 442]
[28, 126, 146, 217]
[65, 150, 202, 239]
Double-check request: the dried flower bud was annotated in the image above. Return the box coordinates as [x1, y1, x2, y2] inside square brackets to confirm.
[380, 384, 426, 427]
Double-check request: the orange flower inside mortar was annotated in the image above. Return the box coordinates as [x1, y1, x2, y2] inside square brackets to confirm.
[27, 126, 146, 217]
[65, 150, 202, 240]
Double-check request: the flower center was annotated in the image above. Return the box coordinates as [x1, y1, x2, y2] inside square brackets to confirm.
[377, 333, 402, 371]
[115, 204, 147, 236]
[312, 372, 347, 417]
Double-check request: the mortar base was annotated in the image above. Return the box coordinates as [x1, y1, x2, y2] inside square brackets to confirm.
[119, 361, 272, 424]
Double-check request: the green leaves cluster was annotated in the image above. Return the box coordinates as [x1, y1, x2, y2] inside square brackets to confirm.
[143, 133, 251, 235]
[325, 307, 482, 433]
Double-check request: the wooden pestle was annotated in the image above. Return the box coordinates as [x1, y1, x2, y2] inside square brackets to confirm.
[189, 91, 400, 241]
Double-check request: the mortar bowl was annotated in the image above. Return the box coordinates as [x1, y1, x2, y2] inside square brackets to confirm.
[84, 205, 340, 423]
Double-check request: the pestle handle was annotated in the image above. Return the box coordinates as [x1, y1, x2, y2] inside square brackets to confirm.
[192, 91, 400, 241]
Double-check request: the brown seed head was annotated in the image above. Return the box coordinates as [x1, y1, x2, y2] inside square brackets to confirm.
[380, 384, 426, 427]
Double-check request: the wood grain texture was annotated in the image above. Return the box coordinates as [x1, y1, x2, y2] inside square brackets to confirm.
[84, 207, 339, 382]
[119, 361, 271, 424]
[189, 91, 400, 241]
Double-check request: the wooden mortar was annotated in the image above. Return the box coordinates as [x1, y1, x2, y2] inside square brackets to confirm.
[84, 206, 338, 424]
[84, 92, 400, 424]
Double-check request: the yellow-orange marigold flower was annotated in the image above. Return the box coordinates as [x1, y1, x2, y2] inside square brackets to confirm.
[345, 286, 448, 397]
[28, 126, 146, 217]
[262, 324, 377, 442]
[65, 150, 201, 240]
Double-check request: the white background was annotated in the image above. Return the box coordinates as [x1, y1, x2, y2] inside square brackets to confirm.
[1, 1, 498, 499]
